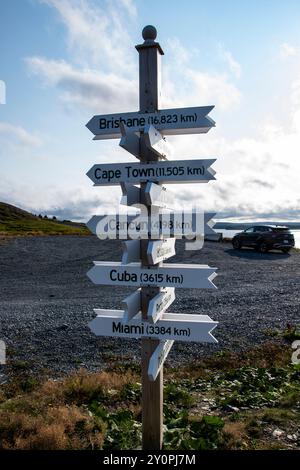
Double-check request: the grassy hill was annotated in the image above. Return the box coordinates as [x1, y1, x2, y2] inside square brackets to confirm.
[0, 202, 89, 236]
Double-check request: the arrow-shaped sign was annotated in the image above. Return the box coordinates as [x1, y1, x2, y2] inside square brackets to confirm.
[144, 125, 170, 160]
[89, 310, 218, 343]
[86, 106, 215, 139]
[87, 262, 217, 289]
[119, 123, 170, 161]
[86, 212, 216, 240]
[119, 124, 141, 160]
[147, 239, 176, 265]
[120, 183, 140, 206]
[122, 240, 140, 264]
[121, 290, 141, 323]
[87, 159, 216, 186]
[147, 287, 176, 323]
[144, 182, 172, 209]
[148, 340, 174, 381]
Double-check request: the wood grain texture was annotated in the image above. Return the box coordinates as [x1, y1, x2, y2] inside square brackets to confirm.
[138, 37, 164, 450]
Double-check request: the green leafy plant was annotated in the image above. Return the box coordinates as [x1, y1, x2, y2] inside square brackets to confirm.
[89, 403, 141, 450]
[164, 410, 224, 450]
[164, 382, 195, 407]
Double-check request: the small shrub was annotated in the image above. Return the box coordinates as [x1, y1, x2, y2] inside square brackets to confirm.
[282, 324, 300, 341]
[164, 382, 194, 408]
[164, 412, 224, 450]
[119, 382, 141, 403]
[89, 403, 141, 450]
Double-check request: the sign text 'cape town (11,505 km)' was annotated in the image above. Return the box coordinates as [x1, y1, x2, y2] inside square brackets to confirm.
[86, 106, 215, 139]
[89, 310, 218, 343]
[87, 262, 217, 289]
[87, 159, 216, 186]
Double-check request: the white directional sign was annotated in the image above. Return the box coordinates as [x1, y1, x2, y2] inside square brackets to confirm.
[122, 240, 140, 264]
[89, 310, 218, 343]
[119, 125, 141, 160]
[121, 290, 141, 323]
[147, 287, 175, 323]
[120, 183, 140, 206]
[87, 262, 217, 289]
[144, 182, 171, 208]
[86, 106, 215, 139]
[147, 239, 176, 265]
[119, 123, 171, 161]
[144, 125, 170, 160]
[148, 340, 174, 381]
[86, 212, 216, 239]
[87, 159, 216, 186]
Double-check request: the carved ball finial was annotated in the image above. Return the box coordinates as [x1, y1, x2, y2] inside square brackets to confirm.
[142, 25, 157, 41]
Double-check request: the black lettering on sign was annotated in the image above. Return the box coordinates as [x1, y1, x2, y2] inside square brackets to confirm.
[109, 269, 138, 283]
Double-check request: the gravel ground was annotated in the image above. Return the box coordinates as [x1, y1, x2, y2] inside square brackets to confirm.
[0, 236, 299, 377]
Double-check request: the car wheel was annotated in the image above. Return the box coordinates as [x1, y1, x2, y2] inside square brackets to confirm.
[259, 242, 269, 253]
[281, 248, 290, 254]
[232, 238, 241, 250]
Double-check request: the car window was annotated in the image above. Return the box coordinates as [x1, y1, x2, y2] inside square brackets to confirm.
[245, 228, 254, 233]
[272, 227, 291, 233]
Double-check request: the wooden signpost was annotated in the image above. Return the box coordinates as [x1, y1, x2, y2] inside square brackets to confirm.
[85, 25, 218, 450]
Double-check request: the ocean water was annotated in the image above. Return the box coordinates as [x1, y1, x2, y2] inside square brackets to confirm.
[216, 229, 300, 249]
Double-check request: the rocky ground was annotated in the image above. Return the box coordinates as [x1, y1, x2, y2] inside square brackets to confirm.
[0, 236, 299, 377]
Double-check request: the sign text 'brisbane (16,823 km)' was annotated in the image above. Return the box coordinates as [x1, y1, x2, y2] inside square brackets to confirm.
[86, 106, 215, 139]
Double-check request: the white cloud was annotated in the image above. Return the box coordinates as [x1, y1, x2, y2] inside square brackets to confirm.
[26, 57, 138, 112]
[162, 68, 241, 111]
[162, 39, 242, 111]
[0, 80, 6, 104]
[26, 0, 140, 113]
[164, 112, 300, 220]
[219, 45, 241, 78]
[279, 42, 297, 59]
[0, 122, 42, 147]
[185, 70, 241, 111]
[0, 176, 122, 221]
[119, 0, 137, 17]
[13, 0, 297, 221]
[40, 0, 137, 72]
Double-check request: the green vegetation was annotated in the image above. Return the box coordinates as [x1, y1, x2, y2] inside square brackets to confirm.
[263, 324, 300, 341]
[0, 202, 89, 236]
[0, 342, 299, 450]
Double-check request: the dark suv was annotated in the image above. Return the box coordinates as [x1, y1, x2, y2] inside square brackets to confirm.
[232, 225, 295, 253]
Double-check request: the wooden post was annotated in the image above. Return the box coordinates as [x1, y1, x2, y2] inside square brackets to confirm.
[136, 25, 164, 450]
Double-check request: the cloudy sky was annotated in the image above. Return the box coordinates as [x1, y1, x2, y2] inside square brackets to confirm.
[1, 0, 300, 221]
